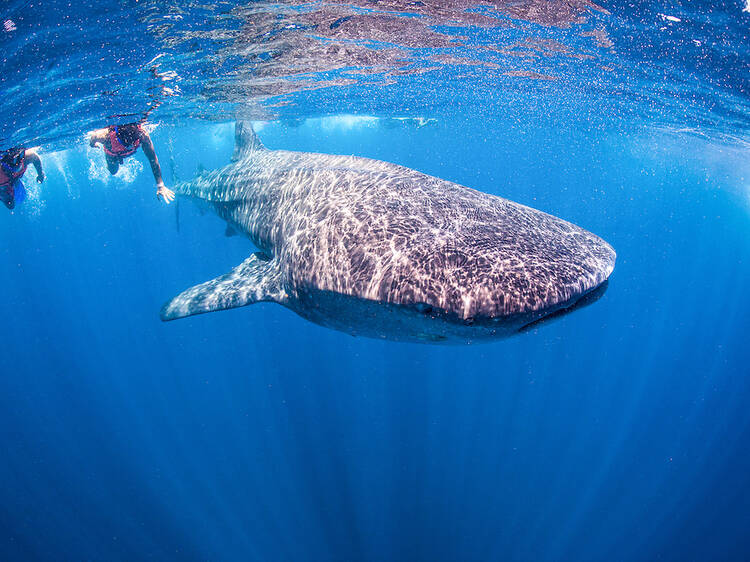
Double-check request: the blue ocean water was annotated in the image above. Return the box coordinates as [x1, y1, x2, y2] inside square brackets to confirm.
[1, 1, 750, 560]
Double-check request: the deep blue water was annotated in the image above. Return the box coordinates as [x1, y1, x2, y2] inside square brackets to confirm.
[2, 1, 750, 561]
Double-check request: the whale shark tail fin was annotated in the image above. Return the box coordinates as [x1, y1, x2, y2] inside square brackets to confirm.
[232, 121, 265, 161]
[160, 252, 286, 321]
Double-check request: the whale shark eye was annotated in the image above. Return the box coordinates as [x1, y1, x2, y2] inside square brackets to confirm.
[414, 303, 434, 315]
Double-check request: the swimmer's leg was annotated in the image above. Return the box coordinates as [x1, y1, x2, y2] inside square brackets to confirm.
[1, 189, 15, 210]
[106, 154, 120, 175]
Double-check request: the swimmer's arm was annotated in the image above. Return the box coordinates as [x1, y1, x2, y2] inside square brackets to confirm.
[139, 132, 164, 185]
[140, 132, 174, 204]
[88, 128, 108, 147]
[24, 150, 44, 183]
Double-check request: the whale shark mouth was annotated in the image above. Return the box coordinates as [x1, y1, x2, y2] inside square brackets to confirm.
[406, 278, 610, 332]
[517, 280, 610, 333]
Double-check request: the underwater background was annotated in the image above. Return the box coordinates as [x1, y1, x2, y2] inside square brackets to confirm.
[1, 1, 750, 560]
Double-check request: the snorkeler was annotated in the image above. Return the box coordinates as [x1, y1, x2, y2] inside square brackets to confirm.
[88, 122, 175, 204]
[0, 147, 45, 210]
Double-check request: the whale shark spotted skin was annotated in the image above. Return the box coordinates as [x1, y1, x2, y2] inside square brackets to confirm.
[161, 122, 615, 343]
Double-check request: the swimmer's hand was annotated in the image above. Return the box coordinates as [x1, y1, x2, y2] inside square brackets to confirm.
[37, 172, 45, 183]
[157, 183, 175, 204]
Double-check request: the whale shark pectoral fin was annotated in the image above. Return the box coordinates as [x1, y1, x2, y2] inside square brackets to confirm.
[231, 121, 266, 162]
[160, 253, 285, 321]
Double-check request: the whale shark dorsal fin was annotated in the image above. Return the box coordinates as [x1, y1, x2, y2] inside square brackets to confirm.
[231, 120, 265, 161]
[160, 253, 286, 321]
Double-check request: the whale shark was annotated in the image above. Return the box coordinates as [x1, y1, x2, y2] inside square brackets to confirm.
[161, 122, 615, 343]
